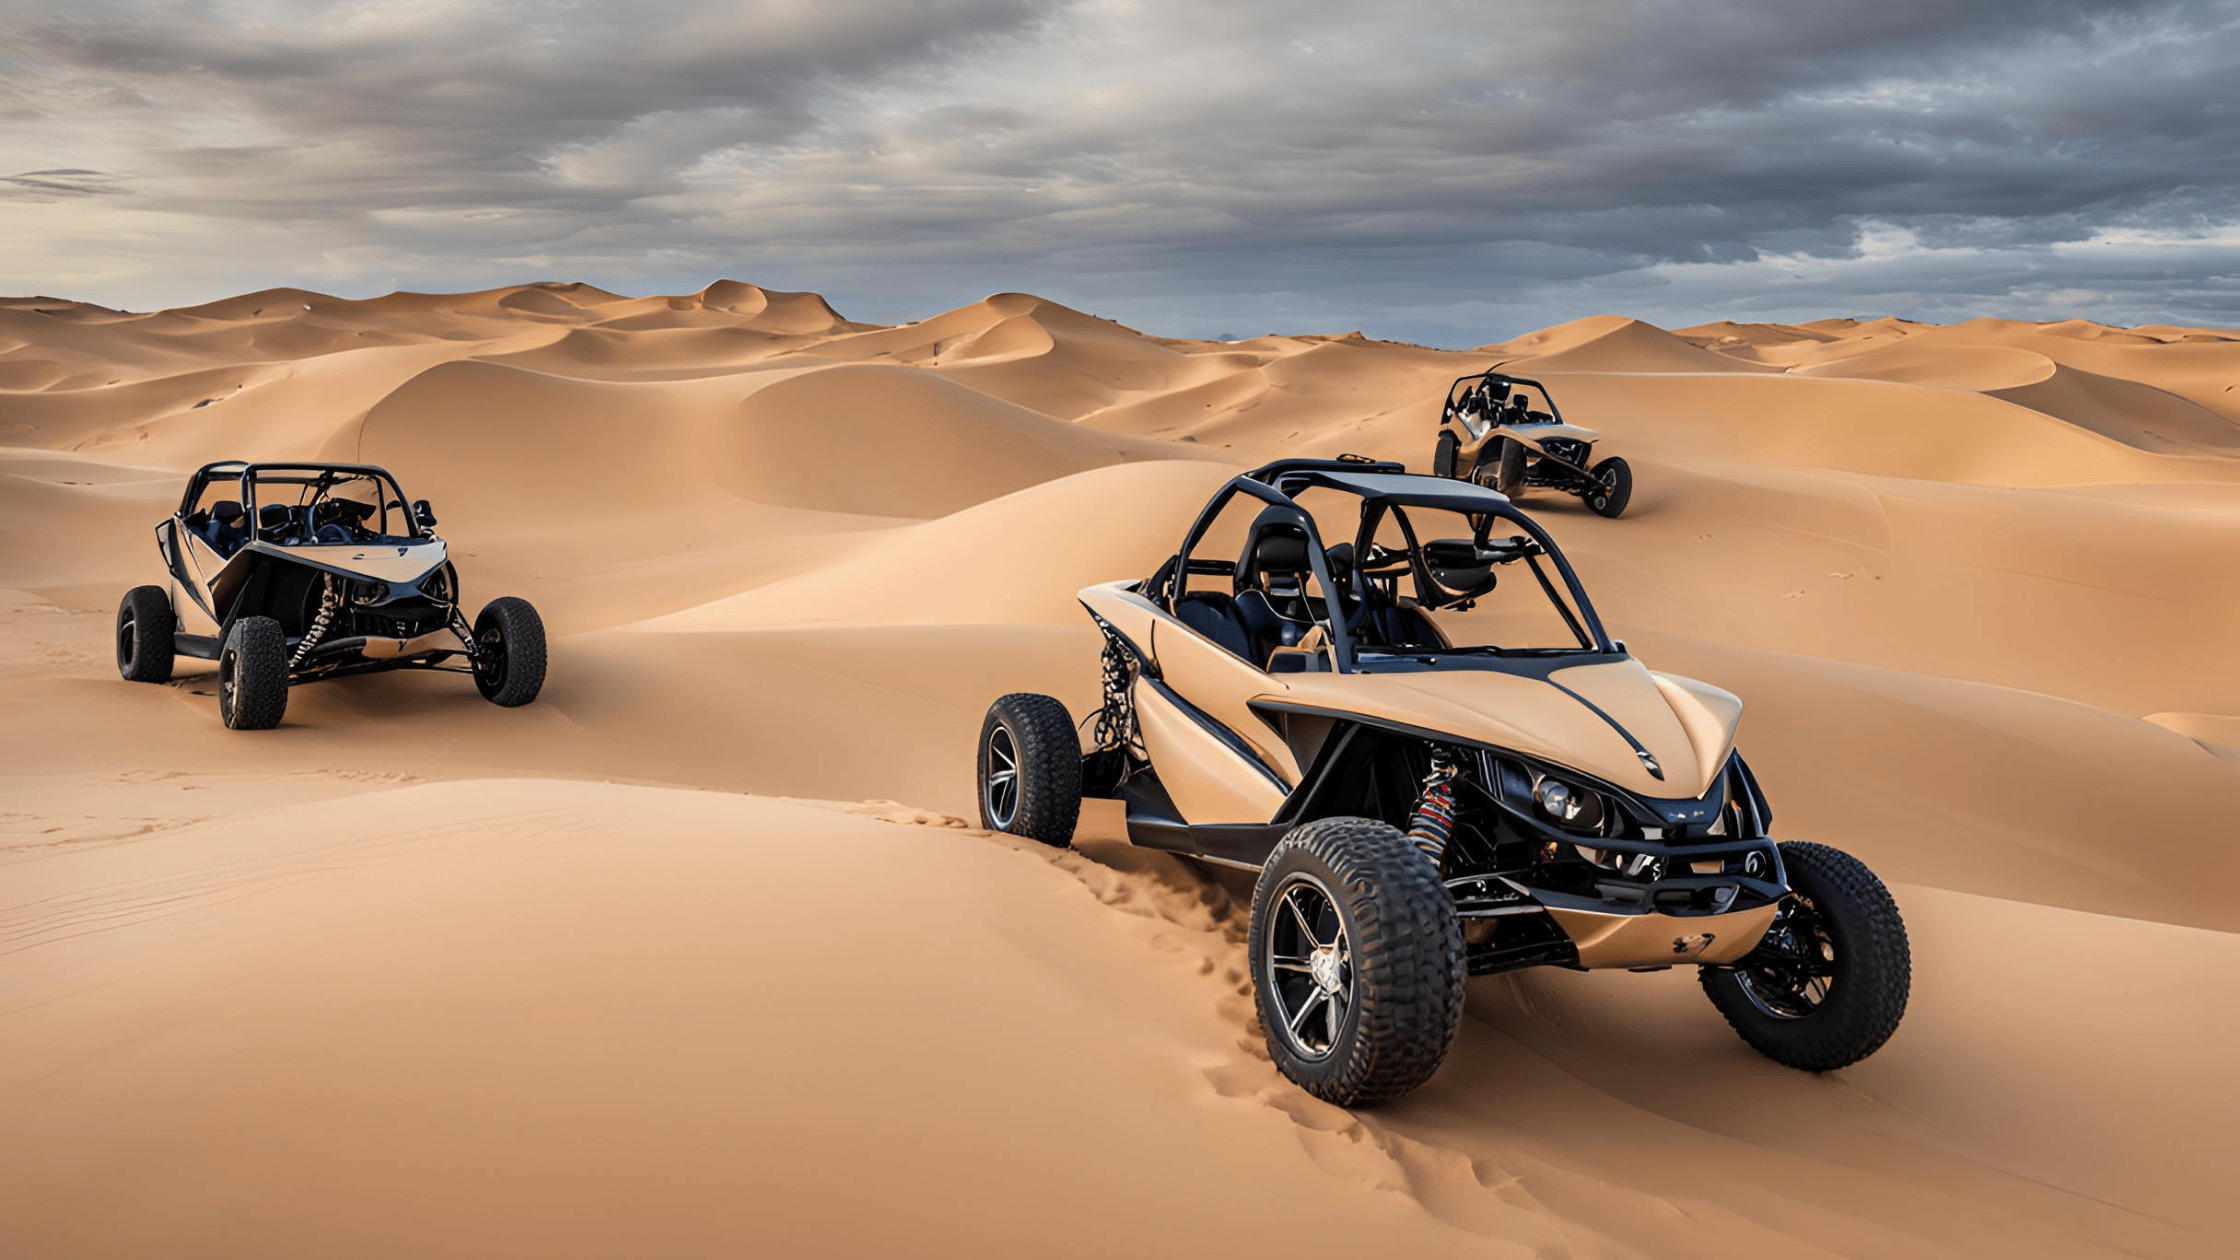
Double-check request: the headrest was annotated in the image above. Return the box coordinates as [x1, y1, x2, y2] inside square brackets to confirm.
[1253, 529, 1309, 572]
[1243, 507, 1311, 576]
[258, 502, 293, 528]
[211, 500, 245, 524]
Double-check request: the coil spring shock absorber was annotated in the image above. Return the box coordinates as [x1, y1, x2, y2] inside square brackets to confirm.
[1090, 633, 1143, 758]
[291, 574, 340, 667]
[1406, 748, 1460, 869]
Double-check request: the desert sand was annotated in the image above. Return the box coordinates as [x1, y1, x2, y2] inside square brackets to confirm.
[2, 281, 2236, 1258]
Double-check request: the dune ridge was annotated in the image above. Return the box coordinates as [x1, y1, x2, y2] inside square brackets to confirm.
[2, 281, 2236, 1258]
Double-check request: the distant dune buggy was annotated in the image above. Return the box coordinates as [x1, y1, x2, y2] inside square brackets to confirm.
[115, 460, 546, 729]
[1433, 370, 1632, 518]
[978, 459, 1907, 1105]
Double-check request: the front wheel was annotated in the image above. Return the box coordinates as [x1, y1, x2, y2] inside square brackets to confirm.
[473, 597, 547, 707]
[218, 616, 289, 730]
[1431, 431, 1460, 479]
[117, 585, 175, 683]
[1700, 841, 1910, 1071]
[1249, 818, 1465, 1106]
[977, 693, 1081, 846]
[1585, 456, 1632, 518]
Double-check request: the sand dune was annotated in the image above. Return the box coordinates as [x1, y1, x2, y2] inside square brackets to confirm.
[1489, 314, 1788, 375]
[2, 282, 2236, 1257]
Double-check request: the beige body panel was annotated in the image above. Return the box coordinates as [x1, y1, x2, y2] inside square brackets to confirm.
[174, 529, 226, 635]
[1149, 619, 1300, 783]
[1132, 680, 1290, 824]
[1082, 582, 1742, 803]
[1650, 671, 1746, 783]
[1548, 901, 1780, 969]
[260, 539, 449, 585]
[1082, 580, 1302, 820]
[1451, 420, 1604, 476]
[1276, 658, 1739, 799]
[1079, 581, 1166, 652]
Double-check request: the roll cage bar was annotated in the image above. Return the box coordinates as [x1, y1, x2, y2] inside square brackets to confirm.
[1443, 369, 1568, 427]
[178, 460, 428, 541]
[1148, 457, 1616, 671]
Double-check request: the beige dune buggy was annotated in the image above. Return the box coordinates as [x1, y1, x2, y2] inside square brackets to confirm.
[977, 459, 1907, 1105]
[1433, 369, 1632, 517]
[115, 460, 546, 729]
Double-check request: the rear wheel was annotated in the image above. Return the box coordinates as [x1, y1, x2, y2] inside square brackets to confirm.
[1585, 456, 1632, 518]
[1700, 841, 1910, 1071]
[473, 597, 547, 707]
[218, 616, 288, 730]
[977, 693, 1081, 846]
[1249, 817, 1465, 1106]
[117, 585, 175, 683]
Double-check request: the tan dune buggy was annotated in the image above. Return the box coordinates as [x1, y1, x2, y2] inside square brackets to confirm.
[977, 459, 1907, 1105]
[115, 460, 546, 729]
[1433, 369, 1632, 517]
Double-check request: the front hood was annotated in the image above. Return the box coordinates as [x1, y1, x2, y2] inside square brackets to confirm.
[1503, 422, 1599, 444]
[244, 538, 449, 584]
[1271, 658, 1740, 799]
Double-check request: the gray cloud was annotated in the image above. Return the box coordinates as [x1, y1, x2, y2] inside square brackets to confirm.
[2, 0, 2235, 341]
[0, 167, 116, 199]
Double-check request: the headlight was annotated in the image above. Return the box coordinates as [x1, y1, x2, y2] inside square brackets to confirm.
[1534, 776, 1606, 834]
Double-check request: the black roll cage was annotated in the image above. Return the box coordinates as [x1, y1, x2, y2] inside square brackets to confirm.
[178, 460, 428, 541]
[1149, 458, 1616, 671]
[1443, 369, 1568, 427]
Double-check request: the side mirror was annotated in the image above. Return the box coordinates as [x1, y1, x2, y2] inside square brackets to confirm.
[412, 499, 438, 528]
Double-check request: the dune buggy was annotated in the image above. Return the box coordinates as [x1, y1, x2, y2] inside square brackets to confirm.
[977, 458, 1907, 1105]
[115, 460, 546, 729]
[1433, 370, 1632, 518]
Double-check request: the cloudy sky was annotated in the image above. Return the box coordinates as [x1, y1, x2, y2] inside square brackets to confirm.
[4, 0, 2237, 344]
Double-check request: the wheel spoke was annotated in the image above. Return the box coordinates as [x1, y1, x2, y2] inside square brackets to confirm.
[1284, 893, 1323, 949]
[1269, 955, 1315, 973]
[1324, 987, 1343, 1043]
[1287, 988, 1326, 1035]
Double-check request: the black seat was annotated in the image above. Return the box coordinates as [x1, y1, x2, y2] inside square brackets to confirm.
[1235, 512, 1319, 663]
[1176, 592, 1252, 660]
[1234, 589, 1309, 663]
[204, 500, 248, 556]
